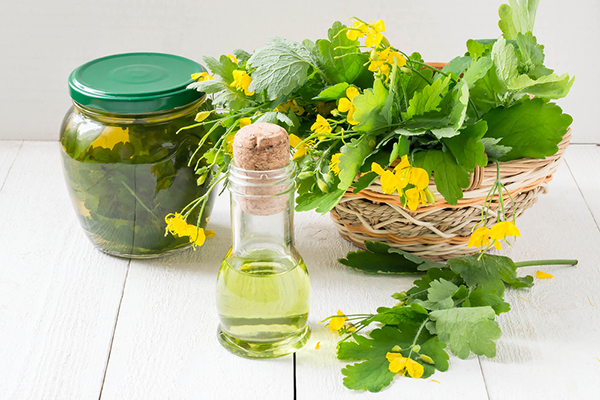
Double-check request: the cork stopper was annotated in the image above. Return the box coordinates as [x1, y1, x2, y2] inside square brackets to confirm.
[231, 123, 292, 216]
[233, 123, 290, 171]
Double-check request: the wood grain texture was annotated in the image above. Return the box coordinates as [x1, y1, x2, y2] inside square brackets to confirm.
[564, 145, 600, 227]
[293, 210, 490, 399]
[479, 152, 600, 400]
[0, 142, 129, 400]
[99, 188, 294, 399]
[0, 140, 22, 190]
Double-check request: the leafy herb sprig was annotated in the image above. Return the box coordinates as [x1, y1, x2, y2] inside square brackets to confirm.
[325, 241, 577, 392]
[172, 0, 573, 237]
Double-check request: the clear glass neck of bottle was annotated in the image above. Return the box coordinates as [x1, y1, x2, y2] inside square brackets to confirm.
[227, 161, 297, 259]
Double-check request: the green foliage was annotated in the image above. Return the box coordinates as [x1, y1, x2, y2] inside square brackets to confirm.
[429, 306, 501, 359]
[352, 79, 389, 132]
[413, 150, 471, 205]
[247, 37, 324, 100]
[339, 241, 441, 274]
[334, 241, 542, 392]
[316, 21, 368, 84]
[482, 98, 573, 161]
[498, 0, 540, 40]
[442, 120, 488, 173]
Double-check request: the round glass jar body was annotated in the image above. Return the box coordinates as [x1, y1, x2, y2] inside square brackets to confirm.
[60, 99, 214, 258]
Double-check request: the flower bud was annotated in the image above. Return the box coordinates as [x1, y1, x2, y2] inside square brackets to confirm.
[400, 67, 411, 75]
[391, 345, 402, 353]
[317, 178, 329, 193]
[420, 354, 435, 365]
[424, 188, 436, 204]
[411, 344, 421, 353]
[195, 111, 211, 122]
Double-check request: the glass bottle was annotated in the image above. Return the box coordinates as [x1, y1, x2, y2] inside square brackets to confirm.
[216, 161, 311, 358]
[60, 53, 215, 258]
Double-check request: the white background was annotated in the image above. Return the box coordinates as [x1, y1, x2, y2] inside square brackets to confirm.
[0, 0, 597, 142]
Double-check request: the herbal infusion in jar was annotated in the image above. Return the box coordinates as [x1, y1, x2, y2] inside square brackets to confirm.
[60, 53, 215, 258]
[216, 123, 311, 358]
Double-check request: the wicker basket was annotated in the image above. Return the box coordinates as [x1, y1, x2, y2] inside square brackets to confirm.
[330, 129, 571, 261]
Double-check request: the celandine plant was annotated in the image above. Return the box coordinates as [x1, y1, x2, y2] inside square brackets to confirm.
[166, 0, 573, 252]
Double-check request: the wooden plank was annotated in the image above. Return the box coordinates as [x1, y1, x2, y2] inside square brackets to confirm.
[564, 145, 600, 226]
[0, 142, 130, 399]
[0, 140, 23, 190]
[478, 152, 600, 399]
[294, 210, 489, 398]
[99, 190, 294, 399]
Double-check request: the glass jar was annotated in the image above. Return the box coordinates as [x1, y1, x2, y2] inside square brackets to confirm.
[60, 53, 215, 258]
[216, 161, 311, 358]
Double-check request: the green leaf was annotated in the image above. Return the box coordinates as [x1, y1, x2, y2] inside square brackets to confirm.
[338, 327, 412, 392]
[498, 0, 540, 40]
[442, 56, 472, 78]
[187, 79, 228, 94]
[450, 80, 470, 130]
[429, 306, 502, 359]
[316, 21, 367, 84]
[415, 278, 460, 311]
[295, 188, 345, 213]
[508, 73, 574, 100]
[429, 127, 460, 140]
[371, 305, 428, 327]
[466, 286, 511, 315]
[408, 268, 461, 301]
[443, 120, 488, 173]
[352, 79, 389, 132]
[352, 172, 378, 194]
[388, 136, 410, 165]
[387, 247, 442, 271]
[233, 49, 252, 64]
[479, 137, 512, 160]
[248, 37, 321, 100]
[466, 39, 495, 60]
[202, 55, 238, 82]
[403, 76, 452, 120]
[413, 150, 471, 205]
[462, 56, 493, 88]
[492, 37, 519, 92]
[339, 241, 424, 274]
[313, 82, 350, 101]
[337, 135, 374, 190]
[447, 253, 521, 296]
[482, 98, 572, 161]
[420, 337, 449, 372]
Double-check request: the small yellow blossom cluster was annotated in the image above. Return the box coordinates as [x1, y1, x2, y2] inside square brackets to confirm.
[226, 54, 254, 96]
[275, 99, 305, 116]
[165, 213, 215, 249]
[467, 220, 521, 251]
[337, 87, 360, 125]
[368, 48, 407, 81]
[191, 72, 214, 82]
[371, 156, 434, 211]
[346, 19, 386, 48]
[328, 310, 356, 333]
[329, 153, 342, 175]
[289, 134, 315, 160]
[311, 114, 333, 136]
[386, 352, 424, 379]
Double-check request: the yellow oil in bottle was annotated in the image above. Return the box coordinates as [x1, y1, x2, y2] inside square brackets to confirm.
[216, 249, 310, 358]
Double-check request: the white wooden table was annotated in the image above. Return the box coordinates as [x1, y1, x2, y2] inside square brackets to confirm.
[1, 141, 599, 400]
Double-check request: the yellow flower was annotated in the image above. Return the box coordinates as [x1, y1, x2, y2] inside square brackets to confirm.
[165, 213, 214, 249]
[275, 99, 305, 116]
[337, 87, 360, 125]
[165, 213, 189, 237]
[536, 271, 554, 279]
[368, 48, 406, 80]
[372, 162, 404, 194]
[385, 353, 424, 378]
[230, 70, 254, 96]
[311, 114, 333, 135]
[404, 187, 428, 211]
[330, 153, 342, 175]
[239, 117, 252, 128]
[365, 19, 386, 48]
[227, 54, 238, 64]
[329, 310, 347, 332]
[290, 134, 314, 160]
[191, 72, 214, 82]
[490, 221, 521, 242]
[346, 20, 368, 41]
[467, 226, 493, 249]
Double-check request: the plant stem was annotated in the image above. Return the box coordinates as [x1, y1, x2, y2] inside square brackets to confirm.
[408, 318, 429, 359]
[515, 259, 578, 268]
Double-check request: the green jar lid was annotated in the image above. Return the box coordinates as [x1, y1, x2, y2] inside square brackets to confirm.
[68, 53, 205, 114]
